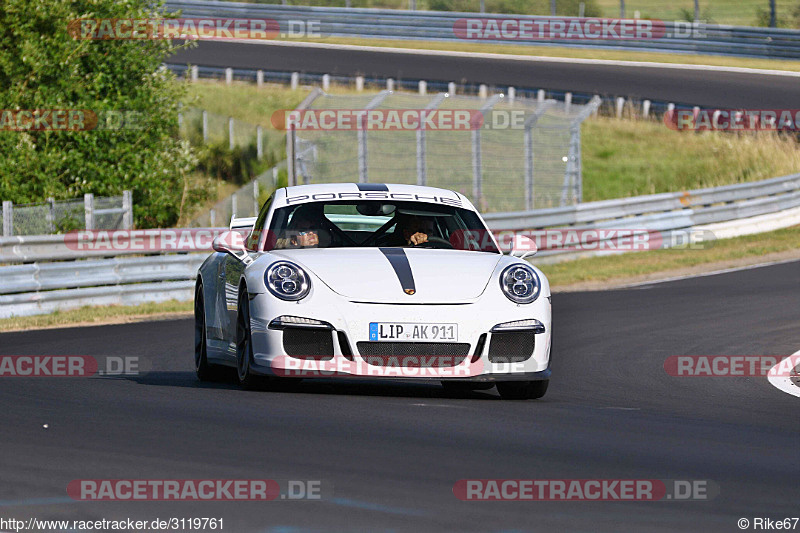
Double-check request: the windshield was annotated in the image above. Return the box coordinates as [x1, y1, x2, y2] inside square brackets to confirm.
[261, 200, 500, 253]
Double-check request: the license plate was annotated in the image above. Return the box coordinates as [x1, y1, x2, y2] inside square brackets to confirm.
[369, 322, 458, 341]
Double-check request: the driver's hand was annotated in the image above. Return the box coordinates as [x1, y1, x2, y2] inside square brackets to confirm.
[297, 231, 319, 247]
[408, 232, 428, 246]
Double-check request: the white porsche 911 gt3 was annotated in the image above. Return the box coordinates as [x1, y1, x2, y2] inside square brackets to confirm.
[195, 183, 552, 400]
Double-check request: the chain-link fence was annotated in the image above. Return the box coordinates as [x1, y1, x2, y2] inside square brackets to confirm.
[1, 193, 132, 236]
[188, 162, 289, 227]
[286, 91, 599, 212]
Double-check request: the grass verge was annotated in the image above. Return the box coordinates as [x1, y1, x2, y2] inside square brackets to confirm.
[0, 300, 193, 333]
[544, 224, 800, 287]
[274, 36, 800, 73]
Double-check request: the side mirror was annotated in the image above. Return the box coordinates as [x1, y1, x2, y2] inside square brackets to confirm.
[212, 230, 253, 265]
[510, 234, 537, 260]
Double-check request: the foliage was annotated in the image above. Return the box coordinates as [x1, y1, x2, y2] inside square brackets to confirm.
[0, 0, 209, 228]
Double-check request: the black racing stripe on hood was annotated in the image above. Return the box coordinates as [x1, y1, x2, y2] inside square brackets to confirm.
[356, 183, 389, 191]
[379, 248, 416, 294]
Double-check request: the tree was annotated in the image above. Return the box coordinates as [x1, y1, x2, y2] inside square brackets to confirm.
[0, 0, 206, 228]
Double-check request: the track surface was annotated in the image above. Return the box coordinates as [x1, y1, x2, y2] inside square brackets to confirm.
[170, 41, 800, 108]
[1, 261, 798, 531]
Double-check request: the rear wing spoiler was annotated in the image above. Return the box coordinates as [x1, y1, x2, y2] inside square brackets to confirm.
[229, 216, 257, 231]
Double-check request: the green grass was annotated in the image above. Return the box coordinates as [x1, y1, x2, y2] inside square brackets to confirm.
[544, 224, 800, 286]
[271, 36, 800, 73]
[184, 82, 800, 208]
[0, 300, 193, 333]
[582, 116, 800, 201]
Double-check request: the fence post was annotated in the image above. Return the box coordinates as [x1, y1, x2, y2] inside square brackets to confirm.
[386, 78, 394, 92]
[287, 127, 297, 186]
[416, 93, 446, 186]
[2, 201, 13, 237]
[356, 76, 364, 92]
[642, 99, 651, 119]
[448, 82, 456, 95]
[253, 181, 260, 216]
[231, 193, 238, 218]
[418, 80, 427, 95]
[472, 95, 502, 210]
[291, 72, 299, 90]
[225, 67, 233, 85]
[507, 87, 515, 103]
[202, 110, 208, 143]
[257, 126, 263, 160]
[257, 70, 264, 87]
[322, 74, 330, 91]
[615, 97, 625, 118]
[228, 117, 235, 150]
[190, 65, 198, 82]
[210, 209, 216, 227]
[47, 197, 55, 233]
[537, 89, 545, 103]
[122, 190, 133, 230]
[478, 84, 488, 99]
[565, 92, 572, 114]
[84, 193, 94, 231]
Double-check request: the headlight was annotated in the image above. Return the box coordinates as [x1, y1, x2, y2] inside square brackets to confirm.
[265, 261, 310, 301]
[499, 264, 540, 304]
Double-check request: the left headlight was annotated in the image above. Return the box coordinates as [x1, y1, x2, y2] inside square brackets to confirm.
[499, 264, 541, 304]
[265, 261, 311, 301]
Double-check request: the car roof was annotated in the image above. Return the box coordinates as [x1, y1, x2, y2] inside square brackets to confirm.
[273, 183, 475, 211]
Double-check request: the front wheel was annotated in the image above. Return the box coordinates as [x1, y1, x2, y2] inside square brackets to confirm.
[236, 286, 264, 390]
[195, 283, 225, 382]
[496, 380, 548, 400]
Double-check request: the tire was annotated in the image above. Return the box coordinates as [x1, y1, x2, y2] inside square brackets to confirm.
[195, 283, 225, 382]
[496, 380, 549, 400]
[236, 286, 264, 390]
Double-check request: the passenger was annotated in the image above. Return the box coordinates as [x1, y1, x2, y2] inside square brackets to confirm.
[275, 204, 331, 248]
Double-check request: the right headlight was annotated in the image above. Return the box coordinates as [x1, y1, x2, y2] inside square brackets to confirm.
[265, 261, 311, 301]
[499, 264, 541, 304]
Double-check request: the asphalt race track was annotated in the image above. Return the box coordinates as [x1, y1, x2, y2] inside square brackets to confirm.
[1, 260, 798, 532]
[169, 41, 800, 108]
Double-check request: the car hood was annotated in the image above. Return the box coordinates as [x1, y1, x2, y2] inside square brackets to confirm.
[270, 248, 503, 303]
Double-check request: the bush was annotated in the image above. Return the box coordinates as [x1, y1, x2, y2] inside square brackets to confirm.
[0, 0, 208, 228]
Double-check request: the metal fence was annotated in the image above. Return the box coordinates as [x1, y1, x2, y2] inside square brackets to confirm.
[165, 1, 800, 59]
[2, 171, 798, 317]
[1, 192, 133, 237]
[170, 1, 797, 29]
[285, 90, 600, 212]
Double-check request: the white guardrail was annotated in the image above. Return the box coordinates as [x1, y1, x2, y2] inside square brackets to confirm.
[1, 172, 799, 318]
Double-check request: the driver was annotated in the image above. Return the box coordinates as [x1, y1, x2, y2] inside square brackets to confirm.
[392, 214, 436, 247]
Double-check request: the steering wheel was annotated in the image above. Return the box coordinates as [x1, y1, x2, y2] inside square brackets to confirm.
[412, 236, 454, 249]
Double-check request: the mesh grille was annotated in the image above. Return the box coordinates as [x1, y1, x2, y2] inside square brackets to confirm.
[488, 331, 536, 363]
[357, 342, 470, 367]
[283, 328, 334, 360]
